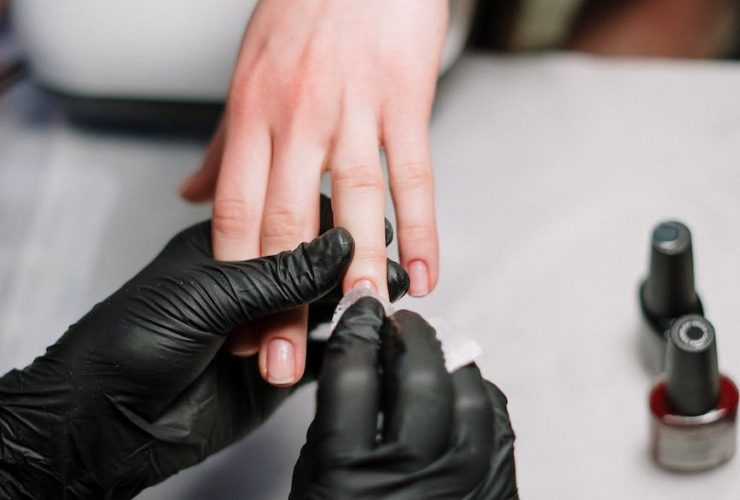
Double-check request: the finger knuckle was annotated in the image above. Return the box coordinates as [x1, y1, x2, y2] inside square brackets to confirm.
[228, 80, 260, 118]
[212, 198, 257, 239]
[228, 53, 268, 116]
[333, 163, 384, 193]
[391, 160, 433, 192]
[398, 221, 437, 245]
[277, 76, 333, 127]
[261, 206, 310, 245]
[282, 78, 316, 113]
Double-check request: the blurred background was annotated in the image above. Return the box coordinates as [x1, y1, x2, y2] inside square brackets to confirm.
[1, 1, 739, 499]
[2, 0, 738, 128]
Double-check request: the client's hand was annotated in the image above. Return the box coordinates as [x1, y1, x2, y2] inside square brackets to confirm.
[180, 0, 448, 389]
[0, 207, 408, 499]
[290, 298, 519, 499]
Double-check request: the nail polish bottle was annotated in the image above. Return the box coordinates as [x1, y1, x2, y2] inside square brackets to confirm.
[649, 315, 738, 471]
[640, 221, 703, 335]
[639, 221, 704, 373]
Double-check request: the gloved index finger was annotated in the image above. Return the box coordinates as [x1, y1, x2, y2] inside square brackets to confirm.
[208, 227, 354, 329]
[381, 310, 454, 469]
[312, 297, 386, 456]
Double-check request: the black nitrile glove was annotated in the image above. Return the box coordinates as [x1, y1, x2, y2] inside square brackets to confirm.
[0, 199, 409, 500]
[290, 298, 519, 500]
[309, 194, 409, 326]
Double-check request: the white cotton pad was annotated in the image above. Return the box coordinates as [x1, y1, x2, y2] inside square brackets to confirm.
[329, 283, 482, 373]
[329, 283, 396, 331]
[426, 317, 483, 373]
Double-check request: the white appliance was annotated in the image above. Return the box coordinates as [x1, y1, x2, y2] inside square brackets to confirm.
[11, 0, 475, 103]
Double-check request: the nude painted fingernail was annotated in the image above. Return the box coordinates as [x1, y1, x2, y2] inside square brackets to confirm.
[267, 338, 296, 385]
[353, 279, 377, 292]
[408, 260, 430, 297]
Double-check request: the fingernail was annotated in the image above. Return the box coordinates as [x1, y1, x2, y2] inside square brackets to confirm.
[267, 338, 296, 385]
[353, 279, 376, 292]
[408, 260, 430, 297]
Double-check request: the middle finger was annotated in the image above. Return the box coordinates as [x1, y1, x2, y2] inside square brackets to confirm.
[331, 110, 388, 297]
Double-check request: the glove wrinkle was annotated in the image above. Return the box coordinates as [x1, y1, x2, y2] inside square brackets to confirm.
[107, 393, 209, 445]
[0, 469, 35, 499]
[0, 212, 410, 499]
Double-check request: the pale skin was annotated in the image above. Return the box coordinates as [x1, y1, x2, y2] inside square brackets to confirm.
[180, 0, 448, 386]
[177, 0, 734, 388]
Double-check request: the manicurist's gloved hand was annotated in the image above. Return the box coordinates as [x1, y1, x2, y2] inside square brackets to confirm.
[290, 298, 519, 499]
[0, 203, 409, 499]
[226, 195, 409, 387]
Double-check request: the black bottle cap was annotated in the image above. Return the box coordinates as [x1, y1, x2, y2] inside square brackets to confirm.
[665, 315, 720, 416]
[640, 221, 703, 333]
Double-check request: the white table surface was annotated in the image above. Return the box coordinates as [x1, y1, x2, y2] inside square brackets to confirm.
[1, 53, 739, 499]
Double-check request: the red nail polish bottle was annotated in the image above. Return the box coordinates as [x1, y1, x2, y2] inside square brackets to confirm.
[649, 315, 738, 471]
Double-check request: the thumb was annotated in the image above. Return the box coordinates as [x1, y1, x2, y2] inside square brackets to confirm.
[207, 227, 354, 331]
